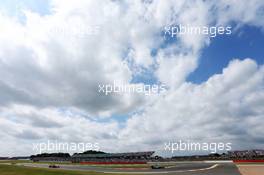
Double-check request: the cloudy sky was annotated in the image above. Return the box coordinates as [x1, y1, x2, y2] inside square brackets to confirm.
[0, 0, 263, 157]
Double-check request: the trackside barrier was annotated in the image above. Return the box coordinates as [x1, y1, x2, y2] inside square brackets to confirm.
[233, 160, 264, 163]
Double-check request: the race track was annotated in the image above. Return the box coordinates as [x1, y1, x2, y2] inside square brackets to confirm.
[18, 162, 242, 175]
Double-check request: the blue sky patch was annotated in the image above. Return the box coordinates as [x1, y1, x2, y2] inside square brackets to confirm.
[187, 25, 264, 84]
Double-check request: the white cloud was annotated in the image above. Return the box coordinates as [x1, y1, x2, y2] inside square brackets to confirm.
[121, 59, 264, 154]
[0, 1, 149, 117]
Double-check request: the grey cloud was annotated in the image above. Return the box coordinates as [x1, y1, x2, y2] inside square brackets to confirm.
[15, 130, 42, 140]
[29, 115, 63, 128]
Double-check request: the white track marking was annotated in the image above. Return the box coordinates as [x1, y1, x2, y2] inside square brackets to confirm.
[102, 164, 219, 174]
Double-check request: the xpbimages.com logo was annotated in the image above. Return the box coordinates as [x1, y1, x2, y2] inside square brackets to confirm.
[164, 140, 232, 154]
[98, 82, 166, 96]
[164, 24, 232, 38]
[32, 140, 100, 154]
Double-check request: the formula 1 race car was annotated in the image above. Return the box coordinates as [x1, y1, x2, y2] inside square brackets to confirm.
[49, 164, 60, 168]
[151, 165, 165, 169]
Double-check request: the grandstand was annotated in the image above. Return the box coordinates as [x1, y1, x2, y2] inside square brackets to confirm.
[0, 157, 9, 160]
[71, 151, 155, 164]
[31, 153, 71, 162]
[228, 149, 264, 159]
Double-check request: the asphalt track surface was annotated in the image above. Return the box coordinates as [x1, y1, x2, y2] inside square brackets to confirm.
[18, 162, 242, 175]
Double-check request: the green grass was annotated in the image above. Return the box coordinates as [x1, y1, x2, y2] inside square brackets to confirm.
[0, 160, 73, 165]
[0, 164, 134, 175]
[0, 160, 31, 164]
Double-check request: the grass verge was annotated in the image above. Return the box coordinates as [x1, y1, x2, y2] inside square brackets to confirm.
[0, 164, 124, 175]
